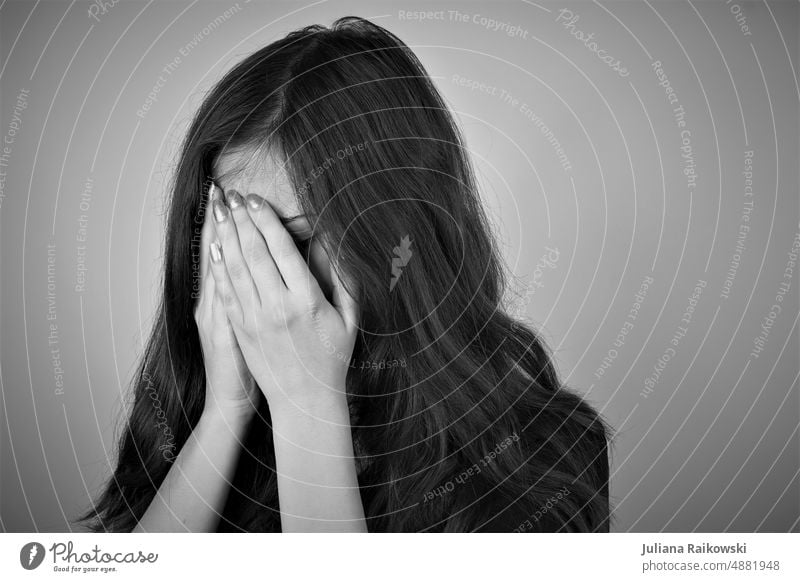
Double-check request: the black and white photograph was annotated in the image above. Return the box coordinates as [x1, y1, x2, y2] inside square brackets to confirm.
[0, 0, 797, 579]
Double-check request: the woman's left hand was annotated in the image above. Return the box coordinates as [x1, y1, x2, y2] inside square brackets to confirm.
[207, 190, 359, 417]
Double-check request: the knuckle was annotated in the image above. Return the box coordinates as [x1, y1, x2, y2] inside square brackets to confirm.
[306, 297, 322, 320]
[245, 244, 271, 267]
[221, 290, 238, 308]
[306, 284, 325, 306]
[267, 300, 291, 325]
[225, 259, 248, 281]
[216, 220, 233, 240]
[288, 296, 313, 324]
[218, 231, 239, 253]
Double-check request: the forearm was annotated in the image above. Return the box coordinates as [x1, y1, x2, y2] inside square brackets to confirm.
[133, 405, 251, 532]
[271, 395, 367, 532]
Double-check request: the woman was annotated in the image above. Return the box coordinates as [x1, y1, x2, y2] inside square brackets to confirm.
[80, 16, 612, 533]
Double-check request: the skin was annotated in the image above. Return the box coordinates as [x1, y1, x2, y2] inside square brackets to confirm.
[213, 148, 334, 298]
[134, 147, 367, 533]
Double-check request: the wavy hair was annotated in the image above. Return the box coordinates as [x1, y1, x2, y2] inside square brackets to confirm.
[80, 16, 613, 533]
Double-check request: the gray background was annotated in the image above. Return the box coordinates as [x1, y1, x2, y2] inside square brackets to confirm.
[1, 0, 798, 532]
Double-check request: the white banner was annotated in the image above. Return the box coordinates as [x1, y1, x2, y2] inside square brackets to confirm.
[1, 533, 797, 581]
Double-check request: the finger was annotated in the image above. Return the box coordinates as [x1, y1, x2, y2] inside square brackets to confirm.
[212, 194, 261, 311]
[208, 241, 245, 329]
[200, 181, 219, 282]
[245, 194, 320, 297]
[195, 181, 218, 308]
[196, 251, 216, 319]
[328, 251, 360, 330]
[207, 248, 254, 378]
[208, 256, 251, 389]
[224, 189, 283, 300]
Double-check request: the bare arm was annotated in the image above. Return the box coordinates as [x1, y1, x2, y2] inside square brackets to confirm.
[134, 182, 258, 532]
[271, 397, 367, 532]
[133, 405, 253, 532]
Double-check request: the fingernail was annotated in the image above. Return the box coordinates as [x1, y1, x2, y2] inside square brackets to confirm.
[226, 189, 244, 209]
[210, 241, 222, 263]
[208, 182, 219, 202]
[246, 194, 264, 210]
[212, 199, 228, 222]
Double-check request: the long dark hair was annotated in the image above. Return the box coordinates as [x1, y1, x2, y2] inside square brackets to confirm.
[80, 16, 612, 532]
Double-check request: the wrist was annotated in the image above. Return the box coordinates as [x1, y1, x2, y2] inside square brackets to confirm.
[202, 399, 257, 428]
[261, 376, 348, 419]
[268, 388, 349, 428]
[270, 395, 356, 458]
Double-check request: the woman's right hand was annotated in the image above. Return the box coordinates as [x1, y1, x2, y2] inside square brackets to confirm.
[193, 182, 259, 421]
